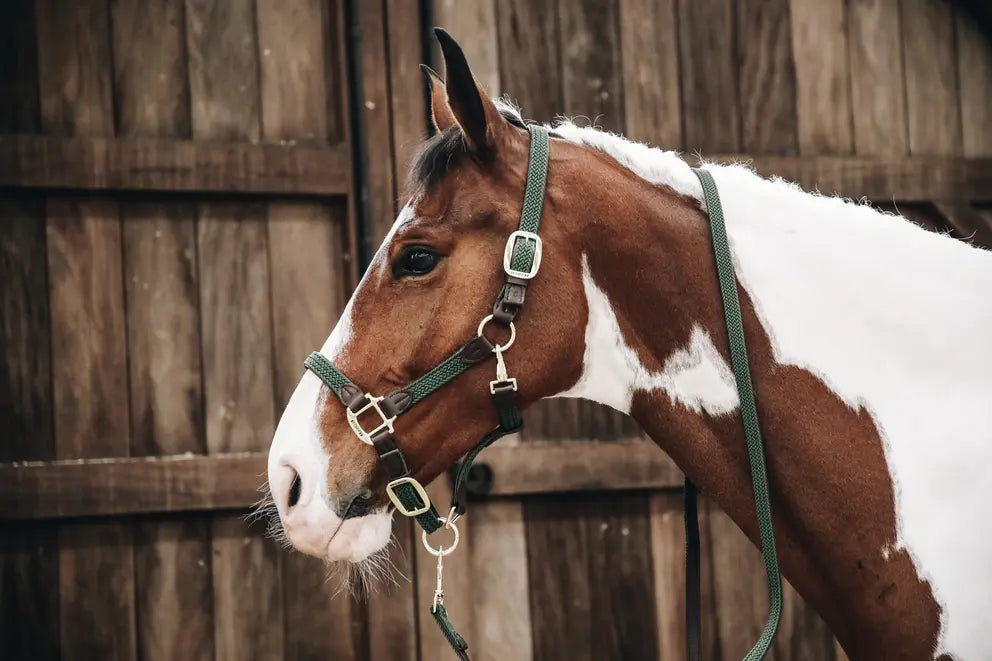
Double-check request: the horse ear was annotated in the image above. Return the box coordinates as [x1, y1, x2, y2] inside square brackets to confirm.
[434, 27, 509, 153]
[421, 65, 456, 133]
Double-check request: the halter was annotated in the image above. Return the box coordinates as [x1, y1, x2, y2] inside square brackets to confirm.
[303, 125, 783, 660]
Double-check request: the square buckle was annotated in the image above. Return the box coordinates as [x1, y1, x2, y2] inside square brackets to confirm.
[503, 230, 543, 280]
[386, 477, 432, 517]
[345, 394, 396, 445]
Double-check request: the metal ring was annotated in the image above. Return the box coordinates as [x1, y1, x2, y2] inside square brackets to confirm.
[421, 519, 460, 556]
[476, 314, 516, 351]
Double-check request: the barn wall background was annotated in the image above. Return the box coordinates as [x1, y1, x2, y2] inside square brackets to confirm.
[1, 1, 990, 660]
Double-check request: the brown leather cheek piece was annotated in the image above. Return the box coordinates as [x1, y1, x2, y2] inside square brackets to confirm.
[341, 385, 364, 410]
[381, 391, 412, 417]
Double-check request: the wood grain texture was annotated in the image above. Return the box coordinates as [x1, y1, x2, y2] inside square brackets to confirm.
[956, 7, 992, 157]
[649, 491, 687, 659]
[496, 0, 562, 123]
[736, 0, 798, 154]
[558, 0, 624, 133]
[366, 518, 418, 661]
[0, 5, 58, 654]
[586, 492, 658, 660]
[789, 0, 853, 154]
[111, 2, 213, 659]
[434, 0, 501, 96]
[256, 1, 358, 657]
[185, 2, 282, 657]
[467, 499, 533, 661]
[387, 0, 427, 191]
[525, 494, 594, 661]
[619, 0, 682, 149]
[900, 0, 962, 155]
[679, 0, 741, 152]
[848, 0, 908, 155]
[0, 134, 350, 195]
[37, 2, 137, 656]
[355, 0, 396, 247]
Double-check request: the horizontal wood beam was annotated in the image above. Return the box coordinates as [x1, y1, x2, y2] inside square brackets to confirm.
[0, 441, 682, 520]
[704, 154, 992, 202]
[0, 134, 350, 196]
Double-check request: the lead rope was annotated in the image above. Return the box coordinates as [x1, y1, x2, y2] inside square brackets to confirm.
[687, 167, 782, 660]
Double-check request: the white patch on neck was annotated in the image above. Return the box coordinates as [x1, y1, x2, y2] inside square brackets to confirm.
[555, 254, 738, 417]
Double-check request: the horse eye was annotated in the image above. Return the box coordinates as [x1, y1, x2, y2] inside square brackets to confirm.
[394, 246, 439, 277]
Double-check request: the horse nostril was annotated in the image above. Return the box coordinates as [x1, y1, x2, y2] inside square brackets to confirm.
[288, 470, 302, 508]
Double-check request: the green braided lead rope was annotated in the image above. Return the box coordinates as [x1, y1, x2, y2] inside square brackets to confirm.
[692, 167, 782, 660]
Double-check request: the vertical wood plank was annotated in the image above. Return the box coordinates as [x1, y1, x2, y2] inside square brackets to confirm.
[678, 0, 741, 153]
[619, 0, 682, 149]
[649, 491, 686, 659]
[736, 0, 798, 154]
[467, 499, 534, 661]
[186, 2, 283, 658]
[36, 1, 136, 658]
[789, 0, 853, 154]
[496, 0, 561, 123]
[586, 492, 658, 660]
[900, 0, 962, 155]
[386, 0, 427, 188]
[0, 9, 58, 657]
[955, 5, 992, 157]
[434, 0, 501, 96]
[558, 0, 624, 133]
[848, 0, 908, 155]
[255, 1, 358, 658]
[356, 0, 396, 247]
[525, 495, 594, 661]
[110, 1, 214, 659]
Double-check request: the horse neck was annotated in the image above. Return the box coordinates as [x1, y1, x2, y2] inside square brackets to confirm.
[557, 160, 992, 657]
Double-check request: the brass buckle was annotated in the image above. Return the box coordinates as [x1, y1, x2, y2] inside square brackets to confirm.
[345, 394, 396, 445]
[386, 476, 432, 517]
[503, 230, 542, 279]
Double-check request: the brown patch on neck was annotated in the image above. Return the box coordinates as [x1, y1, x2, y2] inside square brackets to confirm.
[551, 147, 943, 659]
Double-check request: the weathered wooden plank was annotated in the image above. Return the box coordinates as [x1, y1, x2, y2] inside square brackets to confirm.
[619, 0, 681, 149]
[0, 134, 350, 194]
[789, 0, 853, 154]
[700, 154, 992, 202]
[649, 491, 687, 658]
[186, 2, 283, 658]
[0, 441, 685, 519]
[736, 0, 798, 154]
[256, 1, 357, 658]
[111, 1, 213, 659]
[37, 1, 136, 656]
[387, 0, 427, 189]
[434, 0, 501, 96]
[679, 0, 740, 153]
[0, 3, 59, 655]
[366, 518, 418, 661]
[901, 0, 962, 155]
[525, 494, 594, 661]
[355, 0, 396, 247]
[956, 6, 992, 157]
[586, 492, 658, 659]
[496, 0, 562, 124]
[848, 0, 908, 155]
[467, 498, 533, 661]
[558, 0, 624, 133]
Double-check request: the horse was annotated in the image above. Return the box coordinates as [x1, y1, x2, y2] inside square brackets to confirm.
[265, 29, 992, 660]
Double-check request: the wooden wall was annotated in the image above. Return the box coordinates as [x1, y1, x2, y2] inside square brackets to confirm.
[1, 1, 990, 660]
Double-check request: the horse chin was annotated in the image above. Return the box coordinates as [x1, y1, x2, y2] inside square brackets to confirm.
[323, 510, 393, 564]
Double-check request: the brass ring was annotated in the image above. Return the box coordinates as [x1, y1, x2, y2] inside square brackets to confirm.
[422, 519, 459, 556]
[476, 314, 516, 351]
